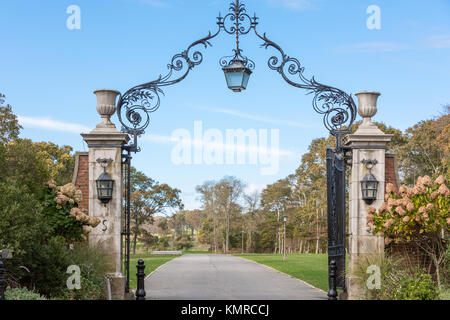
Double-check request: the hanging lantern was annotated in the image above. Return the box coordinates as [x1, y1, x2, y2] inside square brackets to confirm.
[223, 58, 253, 92]
[96, 158, 114, 204]
[361, 159, 379, 205]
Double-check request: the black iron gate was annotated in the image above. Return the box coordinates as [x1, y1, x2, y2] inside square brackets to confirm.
[326, 146, 348, 299]
[121, 148, 132, 293]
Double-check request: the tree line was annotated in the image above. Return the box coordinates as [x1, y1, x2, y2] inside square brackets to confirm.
[150, 107, 449, 254]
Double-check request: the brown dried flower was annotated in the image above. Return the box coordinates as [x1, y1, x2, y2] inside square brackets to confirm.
[399, 185, 408, 195]
[46, 179, 57, 189]
[421, 176, 432, 186]
[435, 175, 445, 185]
[386, 183, 398, 195]
[367, 206, 376, 214]
[395, 206, 406, 216]
[438, 184, 450, 195]
[406, 202, 415, 211]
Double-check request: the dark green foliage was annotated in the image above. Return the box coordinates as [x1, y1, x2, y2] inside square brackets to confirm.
[0, 178, 48, 256]
[5, 287, 45, 300]
[0, 139, 50, 198]
[63, 245, 114, 300]
[20, 237, 71, 298]
[174, 235, 194, 251]
[394, 272, 439, 300]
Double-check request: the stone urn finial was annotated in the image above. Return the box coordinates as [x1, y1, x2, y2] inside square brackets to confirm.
[93, 89, 121, 130]
[355, 91, 381, 125]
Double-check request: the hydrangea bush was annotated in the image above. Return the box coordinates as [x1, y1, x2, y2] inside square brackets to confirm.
[42, 180, 101, 242]
[367, 175, 449, 288]
[367, 175, 449, 244]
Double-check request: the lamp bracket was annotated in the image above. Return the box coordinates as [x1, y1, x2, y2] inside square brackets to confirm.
[96, 158, 114, 170]
[361, 159, 378, 171]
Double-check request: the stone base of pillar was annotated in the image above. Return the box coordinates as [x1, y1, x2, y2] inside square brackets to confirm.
[347, 250, 385, 300]
[106, 273, 125, 300]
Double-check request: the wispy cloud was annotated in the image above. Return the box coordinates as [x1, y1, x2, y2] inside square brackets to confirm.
[267, 0, 314, 10]
[428, 35, 450, 49]
[18, 116, 91, 134]
[198, 106, 316, 129]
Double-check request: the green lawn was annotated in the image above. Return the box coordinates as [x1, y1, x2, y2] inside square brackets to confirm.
[128, 254, 179, 290]
[235, 253, 329, 291]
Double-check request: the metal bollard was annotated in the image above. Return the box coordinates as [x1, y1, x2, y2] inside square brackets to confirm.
[0, 260, 6, 300]
[135, 259, 146, 300]
[327, 260, 338, 300]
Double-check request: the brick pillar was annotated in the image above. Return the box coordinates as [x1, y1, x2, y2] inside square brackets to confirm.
[385, 153, 399, 189]
[72, 152, 89, 212]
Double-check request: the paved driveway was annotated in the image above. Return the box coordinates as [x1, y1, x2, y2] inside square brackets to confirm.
[145, 254, 327, 300]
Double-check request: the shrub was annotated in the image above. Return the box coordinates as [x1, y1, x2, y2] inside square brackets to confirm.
[20, 236, 72, 298]
[174, 235, 194, 251]
[5, 287, 46, 300]
[63, 244, 114, 300]
[394, 272, 439, 300]
[368, 176, 449, 288]
[351, 254, 440, 300]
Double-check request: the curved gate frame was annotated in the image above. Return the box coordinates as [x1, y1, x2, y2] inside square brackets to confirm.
[119, 0, 355, 299]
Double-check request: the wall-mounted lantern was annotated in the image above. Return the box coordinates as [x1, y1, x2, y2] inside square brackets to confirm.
[361, 159, 379, 205]
[96, 158, 114, 204]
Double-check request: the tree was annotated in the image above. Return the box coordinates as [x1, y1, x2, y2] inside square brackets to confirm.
[0, 93, 21, 143]
[129, 168, 183, 253]
[260, 178, 292, 253]
[243, 191, 260, 253]
[196, 181, 219, 252]
[397, 109, 449, 185]
[33, 142, 75, 185]
[214, 177, 244, 253]
[196, 177, 245, 253]
[184, 209, 204, 237]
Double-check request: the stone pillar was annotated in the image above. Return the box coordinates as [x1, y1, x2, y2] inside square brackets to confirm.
[344, 92, 392, 300]
[81, 89, 130, 299]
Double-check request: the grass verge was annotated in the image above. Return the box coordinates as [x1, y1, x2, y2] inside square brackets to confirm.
[235, 253, 328, 291]
[128, 255, 179, 290]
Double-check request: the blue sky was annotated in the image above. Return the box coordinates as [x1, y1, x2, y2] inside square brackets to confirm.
[1, 0, 449, 210]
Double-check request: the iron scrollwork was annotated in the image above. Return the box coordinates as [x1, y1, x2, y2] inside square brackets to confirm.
[117, 0, 357, 153]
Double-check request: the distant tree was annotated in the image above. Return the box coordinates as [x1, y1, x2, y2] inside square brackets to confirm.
[0, 93, 21, 143]
[397, 109, 449, 185]
[33, 142, 75, 185]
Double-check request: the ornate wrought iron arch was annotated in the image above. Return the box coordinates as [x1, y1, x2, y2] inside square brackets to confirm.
[117, 0, 357, 153]
[119, 0, 355, 298]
